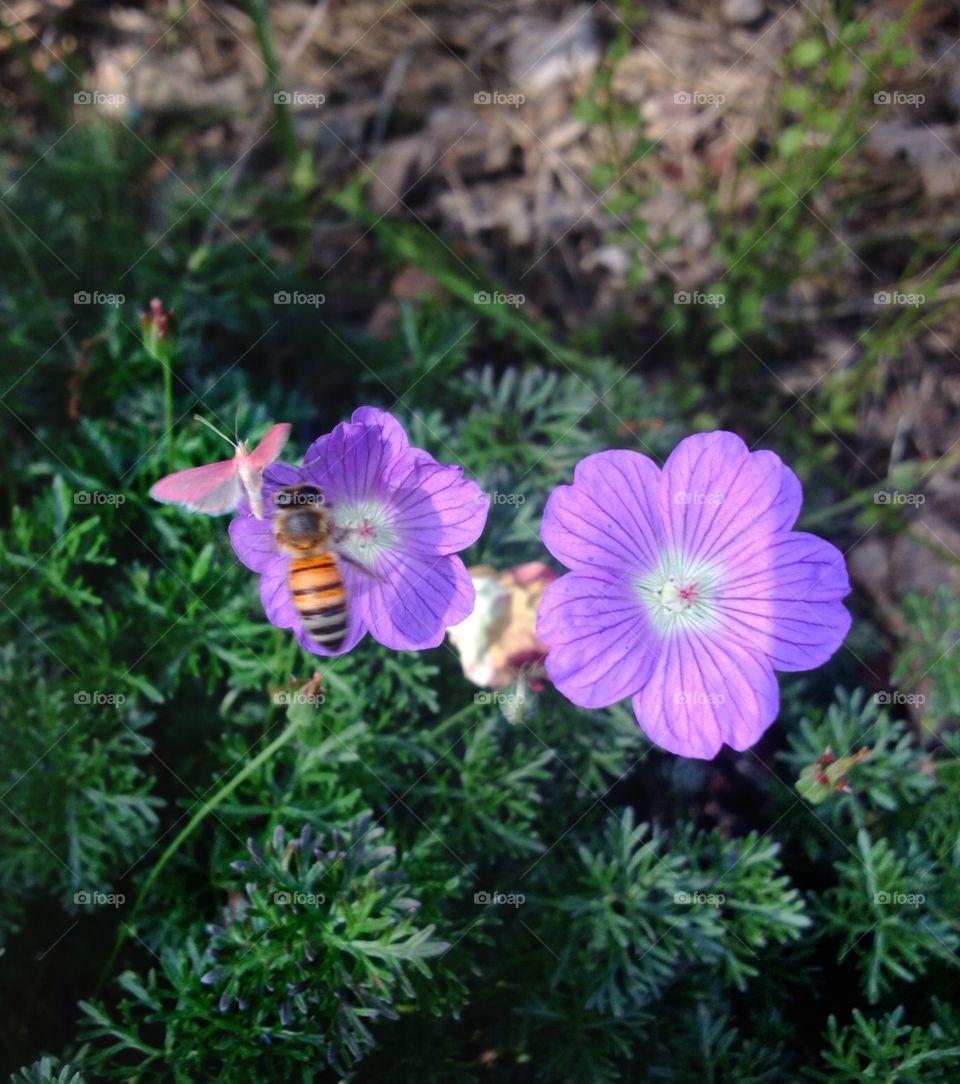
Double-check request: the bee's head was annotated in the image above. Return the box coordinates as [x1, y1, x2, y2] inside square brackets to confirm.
[274, 485, 327, 545]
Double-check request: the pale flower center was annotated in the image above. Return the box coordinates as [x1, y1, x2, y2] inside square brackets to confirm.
[332, 498, 397, 572]
[636, 548, 722, 635]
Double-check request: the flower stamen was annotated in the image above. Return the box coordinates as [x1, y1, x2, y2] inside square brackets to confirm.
[638, 550, 721, 636]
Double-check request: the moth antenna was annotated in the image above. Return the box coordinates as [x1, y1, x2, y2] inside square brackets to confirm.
[233, 403, 241, 446]
[193, 414, 236, 448]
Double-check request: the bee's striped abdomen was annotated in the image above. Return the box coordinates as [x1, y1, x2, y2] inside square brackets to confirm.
[289, 553, 348, 649]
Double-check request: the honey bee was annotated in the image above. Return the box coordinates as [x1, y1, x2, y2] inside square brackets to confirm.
[273, 484, 349, 650]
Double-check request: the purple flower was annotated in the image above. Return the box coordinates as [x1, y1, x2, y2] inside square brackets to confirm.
[536, 432, 852, 759]
[229, 407, 488, 656]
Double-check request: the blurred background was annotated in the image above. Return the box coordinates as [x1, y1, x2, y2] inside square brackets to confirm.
[3, 0, 960, 1080]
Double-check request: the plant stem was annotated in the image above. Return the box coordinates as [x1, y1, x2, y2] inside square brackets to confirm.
[161, 349, 174, 471]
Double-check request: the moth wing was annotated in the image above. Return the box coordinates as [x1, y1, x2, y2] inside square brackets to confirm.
[247, 423, 291, 468]
[150, 459, 243, 515]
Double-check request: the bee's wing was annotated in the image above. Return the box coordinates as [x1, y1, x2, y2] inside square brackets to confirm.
[150, 459, 243, 515]
[247, 423, 291, 468]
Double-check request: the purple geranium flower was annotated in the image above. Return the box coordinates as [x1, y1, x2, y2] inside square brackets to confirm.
[536, 432, 852, 759]
[229, 407, 488, 656]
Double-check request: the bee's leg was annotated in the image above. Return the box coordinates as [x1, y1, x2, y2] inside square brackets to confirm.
[335, 548, 387, 583]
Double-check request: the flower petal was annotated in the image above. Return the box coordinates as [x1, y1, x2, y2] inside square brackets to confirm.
[229, 514, 278, 573]
[541, 450, 663, 574]
[303, 422, 394, 505]
[537, 569, 659, 708]
[262, 461, 307, 497]
[359, 551, 474, 650]
[632, 634, 780, 759]
[717, 532, 852, 671]
[350, 406, 410, 457]
[659, 433, 799, 567]
[259, 555, 299, 628]
[384, 453, 488, 555]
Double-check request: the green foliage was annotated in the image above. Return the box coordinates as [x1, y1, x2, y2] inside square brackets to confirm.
[645, 1001, 785, 1083]
[893, 588, 960, 726]
[552, 810, 809, 1014]
[3, 325, 959, 1079]
[708, 11, 918, 361]
[778, 689, 960, 1007]
[781, 688, 935, 823]
[813, 1006, 960, 1083]
[822, 828, 958, 1004]
[9, 1059, 85, 1084]
[78, 817, 450, 1080]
